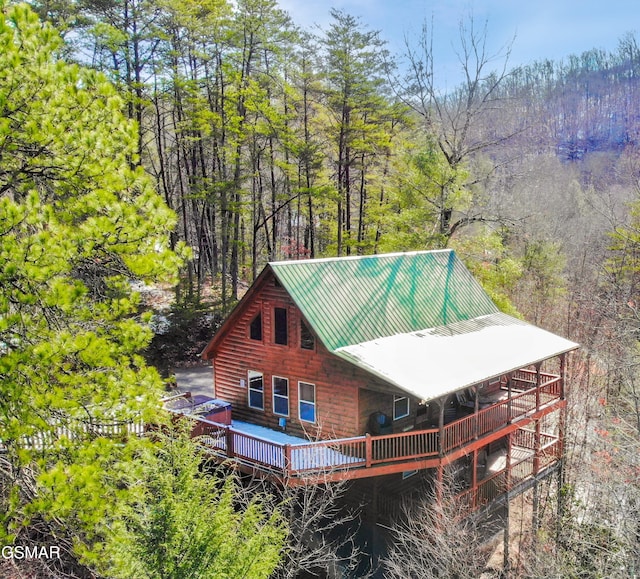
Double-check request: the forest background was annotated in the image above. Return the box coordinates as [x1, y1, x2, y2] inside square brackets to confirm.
[2, 0, 640, 576]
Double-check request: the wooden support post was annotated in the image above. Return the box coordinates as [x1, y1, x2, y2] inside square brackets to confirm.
[535, 362, 542, 412]
[558, 391, 567, 462]
[284, 444, 292, 475]
[503, 506, 511, 577]
[471, 448, 478, 510]
[474, 385, 480, 440]
[507, 373, 513, 422]
[560, 353, 566, 400]
[225, 427, 234, 459]
[436, 463, 444, 506]
[505, 433, 512, 495]
[365, 433, 372, 468]
[372, 477, 379, 524]
[556, 388, 568, 542]
[534, 418, 541, 475]
[556, 456, 565, 545]
[503, 435, 512, 577]
[532, 478, 540, 538]
[438, 399, 445, 456]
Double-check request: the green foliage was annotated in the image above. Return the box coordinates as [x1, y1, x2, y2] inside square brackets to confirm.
[321, 9, 402, 255]
[608, 200, 640, 288]
[515, 239, 566, 324]
[145, 304, 223, 373]
[378, 136, 470, 251]
[105, 430, 286, 579]
[450, 230, 523, 317]
[522, 240, 566, 297]
[0, 0, 182, 566]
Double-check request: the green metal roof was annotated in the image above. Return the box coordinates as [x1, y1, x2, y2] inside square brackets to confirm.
[269, 250, 499, 351]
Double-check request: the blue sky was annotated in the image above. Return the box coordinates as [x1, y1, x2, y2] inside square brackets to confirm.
[278, 0, 638, 87]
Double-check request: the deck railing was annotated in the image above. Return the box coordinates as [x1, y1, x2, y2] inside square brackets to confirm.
[456, 432, 560, 509]
[189, 372, 563, 478]
[197, 420, 369, 474]
[291, 437, 367, 473]
[512, 369, 562, 393]
[441, 374, 561, 453]
[370, 429, 439, 464]
[13, 415, 146, 451]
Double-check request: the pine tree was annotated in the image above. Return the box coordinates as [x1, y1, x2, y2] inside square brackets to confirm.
[0, 1, 181, 569]
[322, 9, 395, 255]
[106, 429, 286, 579]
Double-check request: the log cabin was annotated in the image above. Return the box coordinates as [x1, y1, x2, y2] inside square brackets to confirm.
[172, 250, 578, 512]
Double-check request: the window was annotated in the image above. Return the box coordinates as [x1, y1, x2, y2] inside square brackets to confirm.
[300, 320, 315, 350]
[248, 371, 264, 410]
[299, 382, 316, 423]
[249, 313, 262, 341]
[393, 395, 410, 420]
[272, 376, 289, 416]
[274, 307, 288, 345]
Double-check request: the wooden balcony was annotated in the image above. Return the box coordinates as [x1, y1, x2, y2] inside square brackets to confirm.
[456, 429, 562, 511]
[169, 370, 565, 487]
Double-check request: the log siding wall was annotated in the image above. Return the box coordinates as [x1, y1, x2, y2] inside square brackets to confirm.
[210, 272, 398, 439]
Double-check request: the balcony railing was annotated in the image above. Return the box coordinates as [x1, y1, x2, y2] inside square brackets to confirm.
[185, 371, 564, 480]
[5, 413, 145, 453]
[456, 432, 562, 510]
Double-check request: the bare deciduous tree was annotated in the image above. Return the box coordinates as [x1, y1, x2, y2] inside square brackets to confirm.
[244, 473, 375, 579]
[382, 483, 498, 579]
[399, 14, 519, 244]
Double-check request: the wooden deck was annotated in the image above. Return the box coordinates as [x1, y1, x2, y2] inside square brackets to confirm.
[3, 413, 146, 453]
[170, 370, 564, 485]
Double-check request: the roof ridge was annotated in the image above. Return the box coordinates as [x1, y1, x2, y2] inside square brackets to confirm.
[269, 249, 452, 267]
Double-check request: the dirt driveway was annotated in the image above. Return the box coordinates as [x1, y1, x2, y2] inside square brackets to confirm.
[173, 366, 214, 398]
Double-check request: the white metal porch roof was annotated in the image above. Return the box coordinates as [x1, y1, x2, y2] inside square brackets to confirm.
[334, 312, 579, 402]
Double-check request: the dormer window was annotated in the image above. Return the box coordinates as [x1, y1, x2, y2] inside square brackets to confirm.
[300, 320, 315, 350]
[249, 313, 262, 341]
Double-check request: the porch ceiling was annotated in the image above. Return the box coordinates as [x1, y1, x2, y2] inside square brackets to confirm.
[334, 312, 579, 402]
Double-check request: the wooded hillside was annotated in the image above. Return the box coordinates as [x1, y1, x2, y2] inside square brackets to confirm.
[28, 1, 640, 310]
[6, 0, 640, 575]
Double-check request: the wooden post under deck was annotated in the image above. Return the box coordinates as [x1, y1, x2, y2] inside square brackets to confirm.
[533, 476, 540, 538]
[503, 433, 513, 575]
[534, 419, 542, 475]
[438, 399, 445, 456]
[556, 356, 568, 544]
[503, 502, 511, 576]
[506, 432, 512, 496]
[471, 447, 478, 510]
